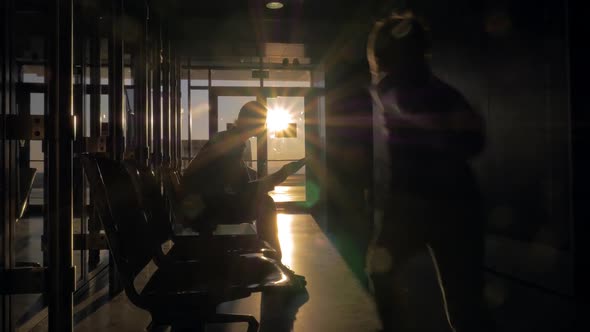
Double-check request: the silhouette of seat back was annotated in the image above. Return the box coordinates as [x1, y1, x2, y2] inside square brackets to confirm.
[161, 167, 182, 223]
[122, 161, 172, 245]
[168, 168, 209, 229]
[81, 154, 157, 300]
[18, 167, 37, 220]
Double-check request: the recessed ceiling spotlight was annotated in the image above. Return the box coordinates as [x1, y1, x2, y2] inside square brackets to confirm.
[266, 2, 284, 10]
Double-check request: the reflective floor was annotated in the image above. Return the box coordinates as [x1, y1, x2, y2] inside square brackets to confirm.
[22, 212, 575, 331]
[269, 174, 306, 203]
[14, 216, 110, 329]
[269, 185, 305, 203]
[57, 214, 382, 332]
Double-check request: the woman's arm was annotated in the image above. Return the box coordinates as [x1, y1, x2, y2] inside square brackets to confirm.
[246, 158, 307, 193]
[385, 98, 485, 158]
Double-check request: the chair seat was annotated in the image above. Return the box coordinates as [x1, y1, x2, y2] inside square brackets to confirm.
[141, 255, 293, 321]
[142, 254, 291, 303]
[167, 227, 275, 261]
[141, 256, 295, 327]
[174, 222, 258, 236]
[83, 154, 286, 330]
[213, 223, 258, 236]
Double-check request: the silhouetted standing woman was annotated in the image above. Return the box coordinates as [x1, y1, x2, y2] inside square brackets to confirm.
[366, 14, 490, 332]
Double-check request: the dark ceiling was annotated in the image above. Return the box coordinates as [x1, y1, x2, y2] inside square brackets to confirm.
[12, 0, 500, 63]
[156, 0, 397, 58]
[152, 0, 391, 22]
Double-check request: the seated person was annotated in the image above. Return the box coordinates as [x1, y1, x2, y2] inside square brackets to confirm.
[181, 101, 305, 263]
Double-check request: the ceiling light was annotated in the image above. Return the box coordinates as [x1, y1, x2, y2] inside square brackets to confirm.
[266, 2, 284, 10]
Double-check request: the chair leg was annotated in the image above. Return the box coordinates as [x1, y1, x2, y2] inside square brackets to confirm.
[208, 313, 259, 332]
[246, 318, 260, 332]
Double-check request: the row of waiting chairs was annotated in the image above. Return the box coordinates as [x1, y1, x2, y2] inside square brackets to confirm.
[81, 153, 299, 331]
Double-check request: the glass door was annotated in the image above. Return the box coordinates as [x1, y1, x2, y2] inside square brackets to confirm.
[209, 87, 321, 205]
[265, 95, 306, 203]
[217, 95, 259, 173]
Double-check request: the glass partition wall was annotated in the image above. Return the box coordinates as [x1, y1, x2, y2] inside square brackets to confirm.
[1, 1, 179, 330]
[1, 1, 324, 328]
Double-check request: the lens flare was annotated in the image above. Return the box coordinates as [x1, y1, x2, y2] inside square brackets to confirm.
[266, 107, 291, 132]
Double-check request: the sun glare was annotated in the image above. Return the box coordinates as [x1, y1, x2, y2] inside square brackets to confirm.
[266, 107, 291, 132]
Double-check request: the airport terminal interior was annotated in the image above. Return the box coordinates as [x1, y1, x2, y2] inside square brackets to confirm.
[0, 0, 583, 331]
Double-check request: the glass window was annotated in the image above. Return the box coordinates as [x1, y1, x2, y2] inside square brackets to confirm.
[181, 79, 189, 164]
[189, 69, 208, 86]
[190, 89, 209, 140]
[85, 96, 91, 137]
[124, 66, 133, 86]
[312, 69, 325, 88]
[266, 96, 307, 202]
[211, 69, 259, 87]
[30, 93, 44, 115]
[100, 94, 109, 137]
[217, 96, 257, 132]
[216, 95, 258, 174]
[264, 70, 311, 87]
[101, 67, 109, 85]
[22, 65, 45, 83]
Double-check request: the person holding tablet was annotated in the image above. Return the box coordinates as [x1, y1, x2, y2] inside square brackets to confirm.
[182, 101, 306, 263]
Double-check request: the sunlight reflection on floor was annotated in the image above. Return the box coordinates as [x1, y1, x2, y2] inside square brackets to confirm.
[277, 213, 294, 267]
[270, 185, 305, 202]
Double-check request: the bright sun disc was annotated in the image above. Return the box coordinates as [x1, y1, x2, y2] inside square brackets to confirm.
[266, 107, 291, 132]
